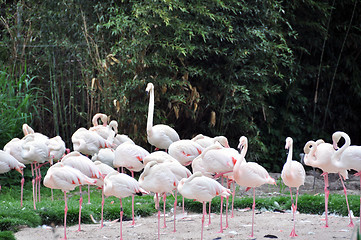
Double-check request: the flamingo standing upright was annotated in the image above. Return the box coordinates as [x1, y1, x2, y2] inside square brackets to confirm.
[233, 136, 276, 238]
[103, 171, 147, 240]
[281, 137, 306, 237]
[303, 138, 353, 227]
[139, 161, 178, 240]
[331, 131, 361, 228]
[43, 162, 97, 240]
[72, 127, 113, 156]
[145, 83, 180, 151]
[61, 151, 102, 231]
[178, 172, 230, 240]
[114, 141, 149, 225]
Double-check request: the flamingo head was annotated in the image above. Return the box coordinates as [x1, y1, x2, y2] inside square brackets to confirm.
[285, 137, 293, 150]
[146, 83, 154, 93]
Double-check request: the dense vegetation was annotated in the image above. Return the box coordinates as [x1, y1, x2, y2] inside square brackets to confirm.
[1, 1, 360, 170]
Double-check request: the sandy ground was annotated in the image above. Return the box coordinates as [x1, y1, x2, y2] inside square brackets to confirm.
[14, 172, 361, 239]
[14, 209, 358, 240]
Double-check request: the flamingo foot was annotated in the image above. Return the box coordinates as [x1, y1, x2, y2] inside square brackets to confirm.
[290, 228, 298, 237]
[348, 221, 355, 228]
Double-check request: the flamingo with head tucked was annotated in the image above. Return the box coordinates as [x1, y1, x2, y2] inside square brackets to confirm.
[303, 138, 353, 228]
[281, 137, 306, 237]
[145, 83, 180, 151]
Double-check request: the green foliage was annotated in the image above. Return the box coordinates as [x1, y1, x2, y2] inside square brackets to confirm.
[0, 231, 16, 240]
[0, 69, 39, 148]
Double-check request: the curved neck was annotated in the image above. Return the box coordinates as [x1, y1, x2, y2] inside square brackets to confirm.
[240, 142, 248, 158]
[333, 132, 351, 161]
[147, 87, 154, 133]
[304, 141, 317, 166]
[286, 142, 293, 163]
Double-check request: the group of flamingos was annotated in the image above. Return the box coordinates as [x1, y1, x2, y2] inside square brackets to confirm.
[1, 82, 361, 240]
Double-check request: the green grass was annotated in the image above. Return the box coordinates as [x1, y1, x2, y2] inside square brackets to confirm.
[1, 170, 360, 236]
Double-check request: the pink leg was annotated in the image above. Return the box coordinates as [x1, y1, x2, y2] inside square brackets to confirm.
[182, 197, 185, 214]
[131, 171, 135, 226]
[87, 185, 91, 204]
[208, 201, 212, 226]
[37, 164, 41, 202]
[231, 181, 235, 218]
[31, 163, 36, 210]
[63, 191, 68, 240]
[77, 186, 83, 232]
[225, 195, 229, 229]
[250, 188, 256, 238]
[355, 172, 361, 230]
[173, 189, 177, 232]
[34, 163, 38, 203]
[156, 193, 160, 240]
[162, 193, 167, 228]
[120, 198, 123, 240]
[201, 202, 206, 240]
[289, 188, 298, 237]
[321, 172, 329, 228]
[339, 173, 354, 227]
[218, 196, 224, 233]
[20, 172, 24, 207]
[100, 188, 105, 228]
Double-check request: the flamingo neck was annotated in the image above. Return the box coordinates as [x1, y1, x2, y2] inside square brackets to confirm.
[240, 143, 248, 158]
[304, 141, 317, 166]
[147, 87, 154, 134]
[286, 143, 293, 163]
[332, 132, 351, 162]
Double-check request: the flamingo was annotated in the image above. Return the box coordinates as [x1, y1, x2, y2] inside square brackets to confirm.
[3, 137, 29, 206]
[178, 172, 230, 240]
[71, 127, 112, 156]
[61, 151, 102, 231]
[331, 131, 361, 228]
[114, 141, 149, 225]
[113, 134, 135, 150]
[21, 133, 49, 209]
[0, 150, 25, 190]
[191, 134, 230, 148]
[43, 162, 97, 240]
[139, 161, 178, 240]
[143, 151, 178, 165]
[145, 83, 180, 150]
[168, 139, 203, 166]
[233, 136, 276, 238]
[200, 142, 242, 231]
[281, 137, 306, 237]
[92, 148, 115, 168]
[303, 139, 353, 227]
[93, 160, 117, 228]
[103, 171, 147, 240]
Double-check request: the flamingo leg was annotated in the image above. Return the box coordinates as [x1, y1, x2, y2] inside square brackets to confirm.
[31, 163, 36, 210]
[225, 195, 229, 229]
[182, 196, 185, 214]
[20, 171, 24, 207]
[250, 187, 256, 238]
[131, 171, 135, 226]
[289, 187, 298, 237]
[162, 193, 167, 228]
[100, 188, 105, 229]
[77, 186, 83, 232]
[218, 196, 224, 233]
[231, 180, 235, 218]
[63, 191, 68, 240]
[321, 172, 329, 228]
[87, 184, 91, 204]
[156, 193, 160, 240]
[120, 198, 123, 240]
[34, 163, 38, 203]
[339, 173, 354, 227]
[173, 189, 177, 232]
[355, 171, 361, 230]
[37, 164, 41, 202]
[201, 201, 206, 240]
[208, 201, 212, 226]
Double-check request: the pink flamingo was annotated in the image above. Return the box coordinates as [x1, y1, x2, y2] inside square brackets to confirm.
[191, 134, 230, 148]
[303, 139, 353, 227]
[93, 160, 117, 228]
[146, 83, 180, 151]
[139, 161, 178, 240]
[92, 148, 115, 168]
[43, 162, 97, 240]
[113, 141, 149, 225]
[233, 136, 276, 238]
[281, 137, 306, 237]
[103, 171, 147, 240]
[61, 151, 102, 231]
[177, 172, 230, 240]
[0, 150, 25, 190]
[168, 139, 203, 166]
[331, 131, 361, 228]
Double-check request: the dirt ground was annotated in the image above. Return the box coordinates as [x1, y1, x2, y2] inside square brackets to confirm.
[14, 171, 361, 240]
